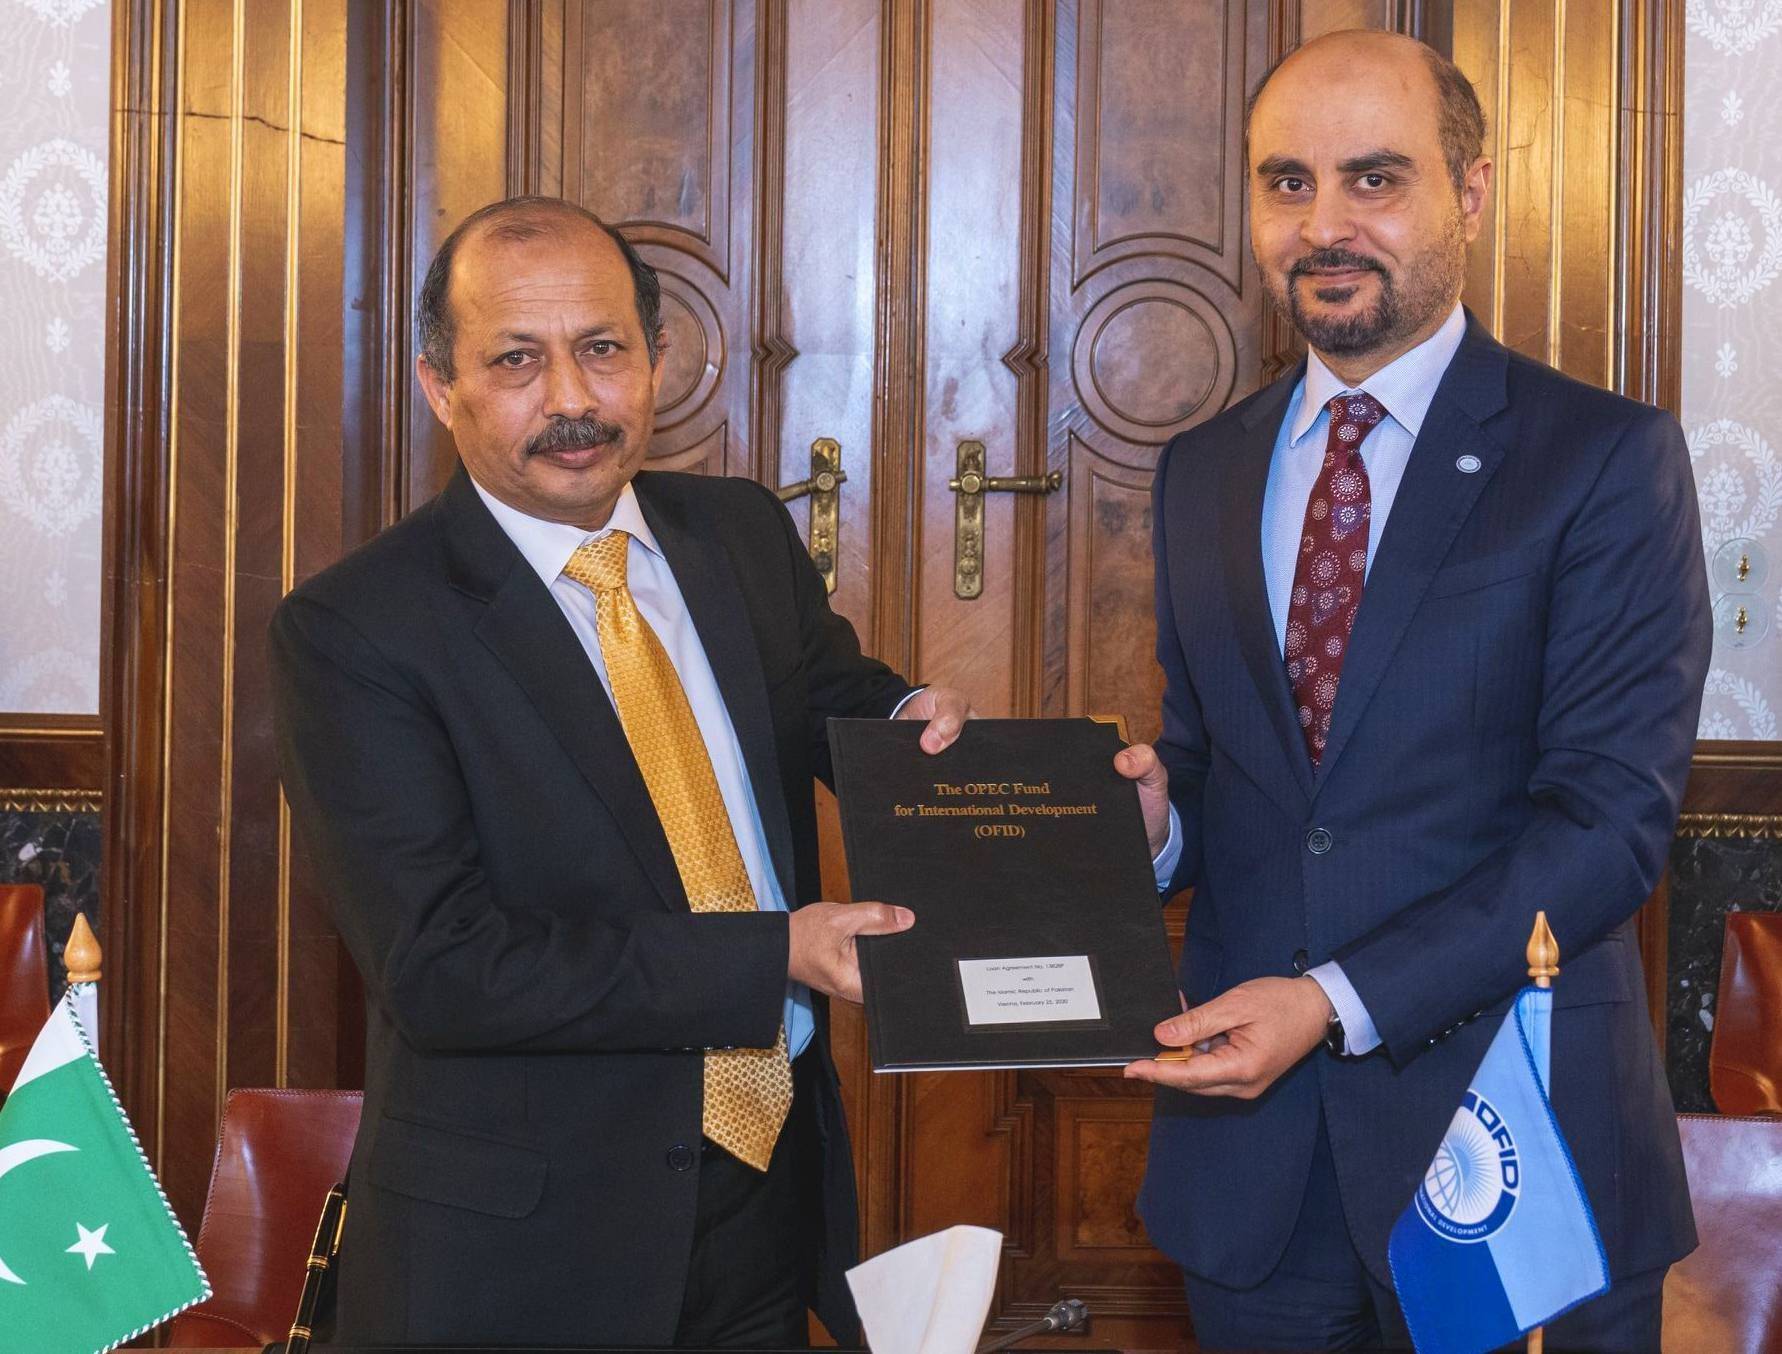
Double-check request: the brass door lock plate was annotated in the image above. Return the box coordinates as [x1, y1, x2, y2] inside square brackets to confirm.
[947, 439, 1061, 599]
[776, 438, 847, 593]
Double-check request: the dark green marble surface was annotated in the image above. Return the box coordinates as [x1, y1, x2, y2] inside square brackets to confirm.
[1665, 835, 1782, 1112]
[0, 808, 100, 1002]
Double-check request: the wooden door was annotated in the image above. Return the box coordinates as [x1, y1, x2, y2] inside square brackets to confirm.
[404, 1, 1319, 1344]
[879, 4, 1265, 1341]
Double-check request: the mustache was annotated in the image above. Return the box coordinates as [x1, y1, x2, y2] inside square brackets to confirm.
[1290, 249, 1385, 281]
[526, 417, 625, 457]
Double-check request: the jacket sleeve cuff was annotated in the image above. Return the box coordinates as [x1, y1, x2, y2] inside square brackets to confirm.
[888, 687, 925, 719]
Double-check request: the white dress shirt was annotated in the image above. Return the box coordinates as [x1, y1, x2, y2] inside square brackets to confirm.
[1261, 303, 1468, 1054]
[472, 478, 820, 1058]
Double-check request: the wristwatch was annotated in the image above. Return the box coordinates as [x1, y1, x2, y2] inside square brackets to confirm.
[1292, 947, 1346, 1056]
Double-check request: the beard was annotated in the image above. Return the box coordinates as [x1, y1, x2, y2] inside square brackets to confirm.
[1269, 212, 1467, 358]
[526, 415, 626, 458]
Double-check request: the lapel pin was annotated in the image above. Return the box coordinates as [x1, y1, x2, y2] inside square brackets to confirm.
[1455, 454, 1482, 474]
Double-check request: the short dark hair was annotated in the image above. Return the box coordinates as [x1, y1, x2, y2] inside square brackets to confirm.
[1244, 40, 1486, 193]
[416, 196, 664, 380]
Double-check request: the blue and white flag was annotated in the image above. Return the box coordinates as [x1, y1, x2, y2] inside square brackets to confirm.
[1388, 986, 1609, 1354]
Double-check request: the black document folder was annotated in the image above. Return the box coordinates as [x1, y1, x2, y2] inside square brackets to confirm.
[829, 717, 1180, 1071]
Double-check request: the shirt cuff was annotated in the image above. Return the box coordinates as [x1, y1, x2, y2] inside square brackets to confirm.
[1305, 961, 1382, 1056]
[888, 687, 925, 720]
[1151, 805, 1183, 892]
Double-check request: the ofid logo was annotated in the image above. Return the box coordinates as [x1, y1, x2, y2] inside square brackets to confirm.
[1414, 1090, 1520, 1242]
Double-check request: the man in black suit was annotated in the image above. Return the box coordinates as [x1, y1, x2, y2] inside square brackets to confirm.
[269, 196, 973, 1346]
[1122, 31, 1707, 1352]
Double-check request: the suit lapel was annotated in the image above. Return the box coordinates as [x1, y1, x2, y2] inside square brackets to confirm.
[1219, 370, 1317, 808]
[440, 468, 685, 911]
[1313, 319, 1511, 793]
[636, 476, 799, 906]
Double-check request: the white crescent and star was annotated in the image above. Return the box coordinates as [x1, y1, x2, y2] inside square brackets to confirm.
[0, 1137, 80, 1285]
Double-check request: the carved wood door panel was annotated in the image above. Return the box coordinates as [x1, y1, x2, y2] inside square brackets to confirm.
[887, 3, 1266, 1343]
[425, 0, 1268, 1344]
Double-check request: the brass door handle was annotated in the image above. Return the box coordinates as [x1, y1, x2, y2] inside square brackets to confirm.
[775, 438, 847, 592]
[948, 439, 1061, 599]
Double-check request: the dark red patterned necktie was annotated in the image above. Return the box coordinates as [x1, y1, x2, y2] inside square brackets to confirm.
[1285, 391, 1386, 766]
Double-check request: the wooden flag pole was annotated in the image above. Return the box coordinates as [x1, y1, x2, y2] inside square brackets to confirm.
[65, 911, 102, 983]
[1525, 911, 1559, 1354]
[1527, 911, 1559, 991]
[65, 911, 103, 1052]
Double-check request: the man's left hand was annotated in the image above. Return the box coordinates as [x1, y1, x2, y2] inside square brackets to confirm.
[894, 686, 976, 753]
[1123, 976, 1333, 1099]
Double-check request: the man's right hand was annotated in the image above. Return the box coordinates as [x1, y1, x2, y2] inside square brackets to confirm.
[788, 901, 914, 1004]
[1115, 742, 1172, 857]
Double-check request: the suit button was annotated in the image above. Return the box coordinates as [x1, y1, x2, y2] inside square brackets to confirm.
[1306, 828, 1334, 855]
[666, 1144, 697, 1172]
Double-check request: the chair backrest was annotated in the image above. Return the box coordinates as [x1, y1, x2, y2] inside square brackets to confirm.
[162, 1087, 363, 1348]
[0, 884, 50, 1097]
[1663, 1113, 1782, 1354]
[1711, 910, 1782, 1115]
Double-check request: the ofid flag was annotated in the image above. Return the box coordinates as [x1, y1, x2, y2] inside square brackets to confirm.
[0, 991, 208, 1352]
[1388, 986, 1609, 1354]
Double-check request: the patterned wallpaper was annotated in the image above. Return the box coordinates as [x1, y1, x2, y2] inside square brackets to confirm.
[0, 0, 109, 715]
[1684, 3, 1782, 740]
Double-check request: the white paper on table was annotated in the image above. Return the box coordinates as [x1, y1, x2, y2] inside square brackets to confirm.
[846, 1224, 1002, 1354]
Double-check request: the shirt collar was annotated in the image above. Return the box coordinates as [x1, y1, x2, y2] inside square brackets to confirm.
[469, 474, 663, 590]
[1288, 302, 1467, 446]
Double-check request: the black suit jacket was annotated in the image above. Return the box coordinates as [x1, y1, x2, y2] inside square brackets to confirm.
[1139, 316, 1706, 1289]
[269, 467, 912, 1344]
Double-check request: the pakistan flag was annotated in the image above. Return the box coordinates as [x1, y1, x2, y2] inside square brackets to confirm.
[0, 991, 208, 1353]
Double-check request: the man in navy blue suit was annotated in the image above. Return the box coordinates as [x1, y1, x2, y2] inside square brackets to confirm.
[1118, 29, 1709, 1351]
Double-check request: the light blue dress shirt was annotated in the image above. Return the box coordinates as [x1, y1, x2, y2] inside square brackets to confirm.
[1263, 303, 1468, 1054]
[473, 478, 821, 1058]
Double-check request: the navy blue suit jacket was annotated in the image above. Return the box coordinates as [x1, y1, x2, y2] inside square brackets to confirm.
[1138, 315, 1707, 1291]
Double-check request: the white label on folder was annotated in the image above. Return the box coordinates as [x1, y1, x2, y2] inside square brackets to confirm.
[957, 956, 1102, 1025]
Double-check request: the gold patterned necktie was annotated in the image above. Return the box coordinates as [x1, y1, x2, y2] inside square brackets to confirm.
[562, 530, 793, 1172]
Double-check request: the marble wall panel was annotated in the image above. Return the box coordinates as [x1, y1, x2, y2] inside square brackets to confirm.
[0, 806, 100, 1000]
[1664, 836, 1782, 1111]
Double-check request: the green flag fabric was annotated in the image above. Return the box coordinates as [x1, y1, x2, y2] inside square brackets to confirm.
[0, 991, 208, 1353]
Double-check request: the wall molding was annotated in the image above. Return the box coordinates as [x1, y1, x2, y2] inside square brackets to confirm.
[1675, 812, 1782, 841]
[103, 0, 180, 1180]
[1614, 0, 1684, 411]
[1682, 740, 1782, 816]
[0, 787, 104, 814]
[0, 716, 104, 791]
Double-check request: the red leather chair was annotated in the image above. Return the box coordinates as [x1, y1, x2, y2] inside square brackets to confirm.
[1663, 1113, 1782, 1353]
[0, 883, 50, 1098]
[1711, 910, 1782, 1115]
[162, 1087, 362, 1348]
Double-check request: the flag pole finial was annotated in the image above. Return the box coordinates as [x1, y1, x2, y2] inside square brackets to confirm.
[65, 911, 102, 985]
[1526, 911, 1559, 990]
[1527, 909, 1560, 1354]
